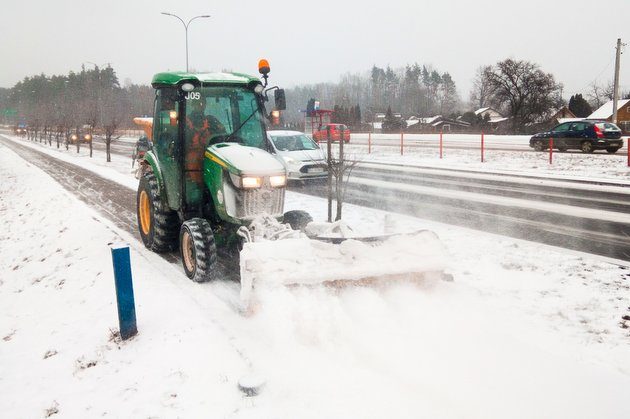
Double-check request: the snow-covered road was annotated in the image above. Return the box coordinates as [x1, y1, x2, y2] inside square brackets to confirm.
[1, 133, 630, 418]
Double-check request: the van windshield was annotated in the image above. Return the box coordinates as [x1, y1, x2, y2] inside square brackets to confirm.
[270, 134, 319, 151]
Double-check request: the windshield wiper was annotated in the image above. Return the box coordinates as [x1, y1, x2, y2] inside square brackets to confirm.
[224, 99, 259, 143]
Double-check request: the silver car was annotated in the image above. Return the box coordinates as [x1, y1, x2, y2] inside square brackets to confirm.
[267, 130, 328, 180]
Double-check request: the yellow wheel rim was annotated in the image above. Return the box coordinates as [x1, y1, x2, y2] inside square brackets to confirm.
[139, 190, 151, 235]
[182, 230, 195, 273]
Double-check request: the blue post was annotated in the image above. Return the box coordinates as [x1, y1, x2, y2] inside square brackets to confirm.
[110, 245, 138, 340]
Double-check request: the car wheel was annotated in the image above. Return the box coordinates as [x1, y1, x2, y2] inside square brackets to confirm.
[606, 147, 620, 154]
[557, 145, 568, 152]
[581, 141, 594, 153]
[533, 140, 545, 151]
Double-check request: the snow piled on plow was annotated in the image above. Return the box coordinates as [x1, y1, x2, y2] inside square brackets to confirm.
[239, 229, 448, 303]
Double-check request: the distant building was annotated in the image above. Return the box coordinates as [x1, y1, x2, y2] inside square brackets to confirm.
[587, 99, 630, 133]
[473, 107, 509, 130]
[405, 115, 471, 133]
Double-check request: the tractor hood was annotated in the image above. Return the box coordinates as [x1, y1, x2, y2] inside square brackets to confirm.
[205, 143, 286, 176]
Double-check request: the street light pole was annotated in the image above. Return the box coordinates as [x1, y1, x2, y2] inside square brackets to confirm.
[161, 12, 211, 72]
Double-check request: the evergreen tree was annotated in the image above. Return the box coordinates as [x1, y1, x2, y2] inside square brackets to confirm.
[568, 94, 593, 117]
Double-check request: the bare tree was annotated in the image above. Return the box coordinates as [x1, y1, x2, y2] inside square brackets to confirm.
[469, 65, 495, 109]
[325, 127, 359, 222]
[587, 81, 614, 110]
[100, 84, 125, 162]
[485, 59, 563, 132]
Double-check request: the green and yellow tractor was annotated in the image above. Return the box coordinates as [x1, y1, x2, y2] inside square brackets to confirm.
[135, 61, 312, 282]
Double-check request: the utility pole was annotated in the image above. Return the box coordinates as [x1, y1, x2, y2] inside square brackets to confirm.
[612, 38, 623, 124]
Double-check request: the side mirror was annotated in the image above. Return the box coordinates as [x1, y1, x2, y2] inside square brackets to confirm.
[274, 89, 286, 111]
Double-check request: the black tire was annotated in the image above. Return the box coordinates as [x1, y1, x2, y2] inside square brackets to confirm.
[606, 147, 620, 154]
[581, 141, 594, 153]
[179, 218, 218, 283]
[137, 172, 179, 253]
[283, 210, 313, 231]
[533, 140, 545, 151]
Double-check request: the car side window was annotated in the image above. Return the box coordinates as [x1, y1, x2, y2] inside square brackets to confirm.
[553, 123, 570, 132]
[572, 123, 586, 131]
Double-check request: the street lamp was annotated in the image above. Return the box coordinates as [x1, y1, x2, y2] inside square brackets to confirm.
[161, 12, 211, 72]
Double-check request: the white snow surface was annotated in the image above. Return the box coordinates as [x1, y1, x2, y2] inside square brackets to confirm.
[210, 143, 285, 175]
[1, 133, 630, 418]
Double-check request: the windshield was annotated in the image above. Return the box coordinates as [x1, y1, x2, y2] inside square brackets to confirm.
[270, 134, 319, 151]
[184, 86, 266, 150]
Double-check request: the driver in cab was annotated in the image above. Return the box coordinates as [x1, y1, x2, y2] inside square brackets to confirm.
[185, 95, 226, 182]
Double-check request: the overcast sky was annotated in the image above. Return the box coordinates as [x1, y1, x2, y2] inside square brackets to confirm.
[1, 0, 628, 102]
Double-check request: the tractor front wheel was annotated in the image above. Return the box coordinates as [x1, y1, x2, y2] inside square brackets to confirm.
[283, 210, 313, 232]
[180, 218, 218, 283]
[137, 172, 179, 252]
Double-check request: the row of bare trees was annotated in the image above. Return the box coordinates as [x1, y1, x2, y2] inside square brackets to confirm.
[2, 65, 153, 161]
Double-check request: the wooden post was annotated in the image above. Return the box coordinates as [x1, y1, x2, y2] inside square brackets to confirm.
[549, 137, 554, 165]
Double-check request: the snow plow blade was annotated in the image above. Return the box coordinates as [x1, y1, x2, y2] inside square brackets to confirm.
[239, 227, 448, 306]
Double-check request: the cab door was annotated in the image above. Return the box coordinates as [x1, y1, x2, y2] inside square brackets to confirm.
[152, 88, 182, 210]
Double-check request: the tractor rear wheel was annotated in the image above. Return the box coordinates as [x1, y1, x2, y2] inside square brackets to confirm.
[179, 218, 218, 283]
[283, 210, 313, 232]
[137, 172, 179, 253]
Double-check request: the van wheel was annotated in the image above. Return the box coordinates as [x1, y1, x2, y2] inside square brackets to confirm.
[581, 141, 594, 153]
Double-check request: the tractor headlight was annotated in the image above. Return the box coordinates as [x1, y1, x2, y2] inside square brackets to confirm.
[269, 175, 287, 187]
[84, 134, 92, 141]
[242, 176, 262, 188]
[230, 172, 262, 189]
[71, 134, 78, 141]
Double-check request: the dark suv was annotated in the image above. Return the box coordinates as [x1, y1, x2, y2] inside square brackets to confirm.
[529, 121, 623, 153]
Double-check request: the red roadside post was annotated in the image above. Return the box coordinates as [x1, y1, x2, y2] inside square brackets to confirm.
[481, 131, 485, 162]
[439, 130, 443, 159]
[627, 137, 629, 167]
[368, 131, 372, 154]
[549, 137, 554, 164]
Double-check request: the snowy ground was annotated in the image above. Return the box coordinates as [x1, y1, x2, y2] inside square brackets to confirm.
[1, 134, 630, 418]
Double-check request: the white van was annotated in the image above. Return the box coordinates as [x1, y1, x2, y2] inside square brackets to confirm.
[267, 130, 328, 180]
